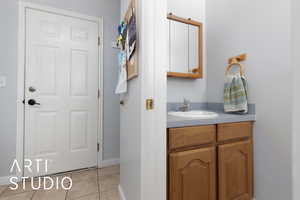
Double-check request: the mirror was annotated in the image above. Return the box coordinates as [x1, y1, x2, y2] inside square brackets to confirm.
[167, 14, 203, 79]
[169, 20, 189, 73]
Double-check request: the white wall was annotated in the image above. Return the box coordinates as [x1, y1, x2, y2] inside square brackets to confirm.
[167, 0, 207, 103]
[0, 0, 120, 177]
[206, 0, 293, 199]
[0, 0, 19, 178]
[120, 1, 167, 200]
[119, 1, 142, 200]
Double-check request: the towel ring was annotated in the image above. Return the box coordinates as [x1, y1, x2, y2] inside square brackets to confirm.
[225, 62, 245, 76]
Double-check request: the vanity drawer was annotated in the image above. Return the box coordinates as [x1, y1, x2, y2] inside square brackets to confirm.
[168, 125, 216, 150]
[217, 122, 252, 142]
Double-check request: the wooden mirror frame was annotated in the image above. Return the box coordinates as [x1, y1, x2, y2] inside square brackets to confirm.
[167, 13, 203, 79]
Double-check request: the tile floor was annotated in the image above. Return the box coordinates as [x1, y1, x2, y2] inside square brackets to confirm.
[0, 165, 120, 200]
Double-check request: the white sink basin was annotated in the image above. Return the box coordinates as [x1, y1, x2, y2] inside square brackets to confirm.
[168, 111, 219, 119]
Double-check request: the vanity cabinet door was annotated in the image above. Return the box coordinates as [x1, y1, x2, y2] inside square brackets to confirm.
[169, 147, 216, 200]
[218, 140, 253, 200]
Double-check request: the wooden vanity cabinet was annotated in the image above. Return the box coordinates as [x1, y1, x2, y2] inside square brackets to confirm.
[167, 122, 253, 200]
[218, 140, 253, 200]
[169, 147, 216, 200]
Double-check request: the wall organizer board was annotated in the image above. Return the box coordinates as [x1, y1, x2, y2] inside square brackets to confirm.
[123, 0, 138, 81]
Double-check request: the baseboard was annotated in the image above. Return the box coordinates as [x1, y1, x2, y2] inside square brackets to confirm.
[118, 184, 126, 200]
[98, 158, 120, 168]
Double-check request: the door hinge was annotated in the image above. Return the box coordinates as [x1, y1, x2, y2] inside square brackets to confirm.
[98, 89, 100, 99]
[97, 143, 100, 152]
[98, 37, 101, 46]
[146, 99, 154, 110]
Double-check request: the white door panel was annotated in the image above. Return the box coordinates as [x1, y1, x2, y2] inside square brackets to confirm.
[24, 8, 99, 177]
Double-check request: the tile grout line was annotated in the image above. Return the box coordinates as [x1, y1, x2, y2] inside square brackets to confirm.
[30, 190, 37, 200]
[66, 169, 100, 200]
[98, 165, 121, 199]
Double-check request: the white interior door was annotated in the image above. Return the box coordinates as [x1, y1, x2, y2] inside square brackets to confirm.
[24, 8, 99, 177]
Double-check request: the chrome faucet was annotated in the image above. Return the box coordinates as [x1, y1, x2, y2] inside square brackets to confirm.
[178, 98, 191, 112]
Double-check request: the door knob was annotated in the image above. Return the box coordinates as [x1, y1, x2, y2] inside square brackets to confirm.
[28, 99, 41, 106]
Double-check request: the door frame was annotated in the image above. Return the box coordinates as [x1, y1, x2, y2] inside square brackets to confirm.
[139, 0, 168, 199]
[16, 2, 104, 178]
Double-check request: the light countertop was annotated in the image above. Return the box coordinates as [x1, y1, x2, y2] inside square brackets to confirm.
[167, 110, 256, 128]
[167, 103, 256, 128]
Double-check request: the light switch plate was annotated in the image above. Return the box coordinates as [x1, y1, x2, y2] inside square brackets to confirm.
[0, 76, 7, 88]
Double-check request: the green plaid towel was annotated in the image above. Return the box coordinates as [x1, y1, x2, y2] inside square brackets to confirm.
[224, 74, 248, 113]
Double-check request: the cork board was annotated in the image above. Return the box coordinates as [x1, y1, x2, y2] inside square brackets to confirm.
[124, 0, 138, 80]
